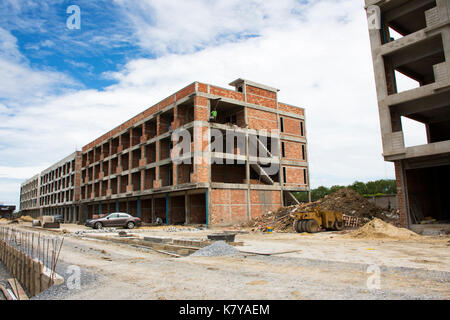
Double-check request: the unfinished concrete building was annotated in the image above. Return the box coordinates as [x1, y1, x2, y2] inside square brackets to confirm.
[19, 174, 40, 217]
[38, 152, 82, 221]
[79, 79, 309, 225]
[365, 0, 450, 228]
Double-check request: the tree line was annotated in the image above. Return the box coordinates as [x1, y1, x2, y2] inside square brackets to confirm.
[295, 179, 397, 202]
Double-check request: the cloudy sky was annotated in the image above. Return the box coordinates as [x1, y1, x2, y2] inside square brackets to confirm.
[0, 0, 426, 208]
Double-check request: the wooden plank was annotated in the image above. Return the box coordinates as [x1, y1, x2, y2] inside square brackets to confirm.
[8, 278, 29, 300]
[0, 284, 14, 300]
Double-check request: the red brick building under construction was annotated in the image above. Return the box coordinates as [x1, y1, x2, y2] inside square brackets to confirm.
[21, 79, 310, 226]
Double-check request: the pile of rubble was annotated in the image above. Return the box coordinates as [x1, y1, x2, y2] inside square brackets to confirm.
[245, 188, 400, 233]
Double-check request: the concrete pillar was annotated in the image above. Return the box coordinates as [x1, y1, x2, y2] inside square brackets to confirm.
[166, 194, 170, 225]
[185, 192, 190, 225]
[151, 196, 156, 223]
[137, 198, 141, 218]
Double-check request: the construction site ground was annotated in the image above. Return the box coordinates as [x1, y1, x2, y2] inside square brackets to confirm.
[1, 221, 449, 300]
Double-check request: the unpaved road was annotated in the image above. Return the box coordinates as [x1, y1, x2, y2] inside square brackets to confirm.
[2, 222, 449, 300]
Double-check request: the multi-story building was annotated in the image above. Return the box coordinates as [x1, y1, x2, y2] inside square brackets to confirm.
[38, 152, 82, 221]
[20, 79, 309, 226]
[19, 174, 40, 217]
[365, 0, 450, 227]
[78, 79, 309, 226]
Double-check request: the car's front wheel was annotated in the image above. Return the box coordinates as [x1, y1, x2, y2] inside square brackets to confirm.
[126, 221, 135, 229]
[95, 222, 103, 230]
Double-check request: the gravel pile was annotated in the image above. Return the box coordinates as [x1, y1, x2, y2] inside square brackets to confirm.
[190, 241, 239, 257]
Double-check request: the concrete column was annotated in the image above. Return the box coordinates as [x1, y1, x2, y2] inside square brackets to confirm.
[137, 198, 141, 218]
[151, 196, 156, 223]
[185, 192, 190, 225]
[166, 194, 170, 225]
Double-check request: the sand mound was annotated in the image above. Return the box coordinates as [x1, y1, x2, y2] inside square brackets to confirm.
[18, 215, 34, 222]
[346, 218, 420, 240]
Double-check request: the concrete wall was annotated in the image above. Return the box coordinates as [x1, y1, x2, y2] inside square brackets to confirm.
[366, 194, 398, 210]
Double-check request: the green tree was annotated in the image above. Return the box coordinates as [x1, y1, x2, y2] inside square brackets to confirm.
[349, 181, 368, 195]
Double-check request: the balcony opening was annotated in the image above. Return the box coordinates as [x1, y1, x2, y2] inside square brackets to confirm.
[102, 161, 109, 177]
[131, 126, 142, 147]
[121, 153, 129, 171]
[94, 164, 100, 180]
[144, 119, 156, 140]
[160, 110, 174, 134]
[132, 149, 141, 168]
[121, 131, 130, 150]
[177, 100, 194, 127]
[145, 143, 156, 164]
[120, 175, 128, 194]
[111, 178, 118, 195]
[402, 116, 428, 148]
[160, 164, 173, 187]
[211, 163, 246, 184]
[101, 181, 107, 197]
[111, 137, 119, 154]
[111, 157, 118, 174]
[95, 146, 101, 162]
[381, 0, 437, 44]
[395, 70, 421, 93]
[144, 168, 155, 190]
[177, 163, 192, 184]
[132, 172, 141, 192]
[160, 138, 172, 160]
[210, 101, 245, 128]
[102, 142, 110, 158]
[384, 34, 445, 95]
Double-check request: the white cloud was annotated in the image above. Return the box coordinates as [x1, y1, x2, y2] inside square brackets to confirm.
[0, 0, 396, 209]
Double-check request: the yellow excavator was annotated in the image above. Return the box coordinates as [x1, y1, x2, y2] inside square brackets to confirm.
[292, 206, 344, 233]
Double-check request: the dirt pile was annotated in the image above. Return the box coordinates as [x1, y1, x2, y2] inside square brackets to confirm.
[18, 215, 34, 222]
[245, 188, 400, 233]
[345, 218, 420, 240]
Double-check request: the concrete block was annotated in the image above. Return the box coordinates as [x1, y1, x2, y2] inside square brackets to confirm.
[143, 236, 172, 244]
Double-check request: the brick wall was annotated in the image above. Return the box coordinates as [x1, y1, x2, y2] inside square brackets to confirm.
[282, 141, 306, 161]
[283, 166, 308, 186]
[211, 189, 248, 225]
[250, 190, 281, 219]
[278, 102, 304, 117]
[247, 107, 278, 131]
[170, 196, 185, 224]
[190, 194, 206, 223]
[281, 116, 302, 136]
[394, 160, 407, 227]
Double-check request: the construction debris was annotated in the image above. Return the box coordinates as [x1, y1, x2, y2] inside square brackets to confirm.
[245, 188, 400, 233]
[344, 218, 421, 240]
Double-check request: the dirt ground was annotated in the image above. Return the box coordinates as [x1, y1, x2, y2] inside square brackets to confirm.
[1, 221, 449, 300]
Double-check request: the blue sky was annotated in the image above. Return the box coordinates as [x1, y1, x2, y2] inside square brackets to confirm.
[0, 0, 427, 209]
